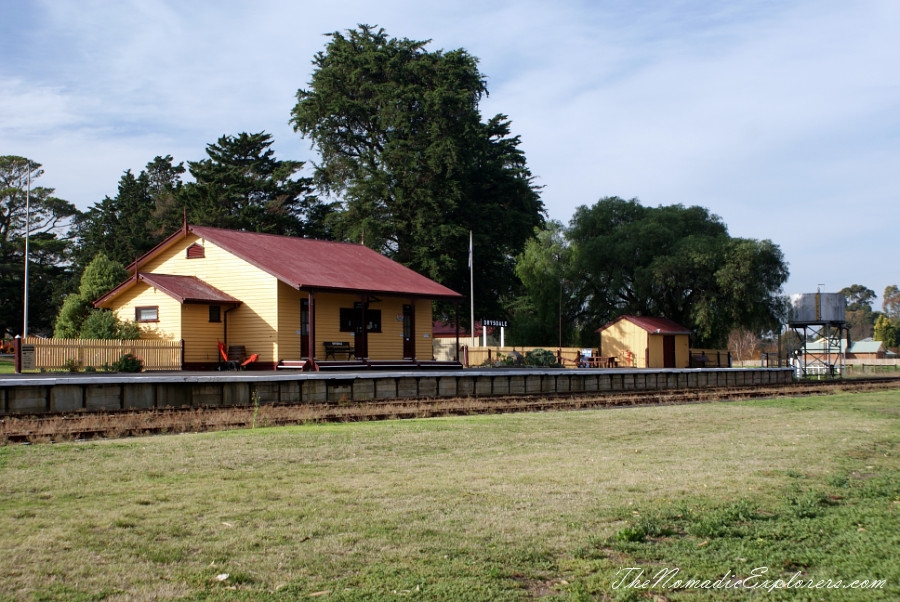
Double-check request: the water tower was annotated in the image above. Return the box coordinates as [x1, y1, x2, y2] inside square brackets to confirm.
[787, 291, 848, 378]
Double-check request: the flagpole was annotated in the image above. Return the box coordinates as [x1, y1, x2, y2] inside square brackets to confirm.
[469, 231, 475, 349]
[23, 161, 31, 339]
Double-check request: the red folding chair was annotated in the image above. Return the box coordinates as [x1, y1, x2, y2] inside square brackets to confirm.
[217, 341, 238, 370]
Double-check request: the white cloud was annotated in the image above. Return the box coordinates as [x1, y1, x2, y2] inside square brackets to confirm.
[0, 79, 80, 133]
[2, 0, 898, 299]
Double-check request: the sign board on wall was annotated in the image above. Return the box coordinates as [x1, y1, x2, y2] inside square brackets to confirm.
[21, 345, 35, 370]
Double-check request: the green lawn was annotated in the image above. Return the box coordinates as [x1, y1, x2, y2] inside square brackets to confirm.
[1, 391, 898, 601]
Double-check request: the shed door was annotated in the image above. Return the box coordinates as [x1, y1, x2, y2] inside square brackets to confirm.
[663, 335, 676, 368]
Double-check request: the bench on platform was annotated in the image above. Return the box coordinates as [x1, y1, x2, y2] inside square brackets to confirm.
[324, 341, 355, 360]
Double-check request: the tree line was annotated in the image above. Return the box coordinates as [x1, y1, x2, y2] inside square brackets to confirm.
[2, 25, 794, 350]
[840, 284, 900, 348]
[727, 285, 900, 362]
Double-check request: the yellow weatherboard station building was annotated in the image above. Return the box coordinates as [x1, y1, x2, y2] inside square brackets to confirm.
[95, 224, 464, 370]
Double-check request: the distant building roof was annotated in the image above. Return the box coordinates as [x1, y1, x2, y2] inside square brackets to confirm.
[596, 315, 692, 335]
[849, 340, 886, 354]
[433, 320, 490, 338]
[803, 338, 845, 353]
[803, 338, 886, 354]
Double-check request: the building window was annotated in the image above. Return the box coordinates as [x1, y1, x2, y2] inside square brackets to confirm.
[186, 243, 205, 259]
[366, 309, 382, 333]
[339, 308, 355, 332]
[135, 306, 159, 322]
[339, 306, 382, 333]
[209, 305, 221, 323]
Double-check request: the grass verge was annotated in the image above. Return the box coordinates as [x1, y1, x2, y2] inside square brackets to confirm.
[0, 390, 898, 600]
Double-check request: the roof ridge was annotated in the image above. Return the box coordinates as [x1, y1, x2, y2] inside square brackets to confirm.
[190, 225, 365, 248]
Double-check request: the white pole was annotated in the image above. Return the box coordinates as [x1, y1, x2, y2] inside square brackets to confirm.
[23, 161, 31, 339]
[500, 326, 505, 348]
[483, 324, 487, 347]
[469, 230, 475, 348]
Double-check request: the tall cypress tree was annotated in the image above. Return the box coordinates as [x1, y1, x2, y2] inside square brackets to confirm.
[291, 26, 544, 319]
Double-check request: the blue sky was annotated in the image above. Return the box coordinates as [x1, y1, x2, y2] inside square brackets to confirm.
[2, 0, 898, 306]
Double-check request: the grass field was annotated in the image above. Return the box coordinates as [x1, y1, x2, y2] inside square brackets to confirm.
[1, 390, 898, 601]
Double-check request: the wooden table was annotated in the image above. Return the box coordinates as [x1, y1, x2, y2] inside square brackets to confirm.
[585, 356, 617, 368]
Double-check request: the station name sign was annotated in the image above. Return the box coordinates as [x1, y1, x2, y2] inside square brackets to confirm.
[482, 318, 509, 328]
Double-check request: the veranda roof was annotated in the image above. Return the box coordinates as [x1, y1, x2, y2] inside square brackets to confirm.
[137, 273, 241, 304]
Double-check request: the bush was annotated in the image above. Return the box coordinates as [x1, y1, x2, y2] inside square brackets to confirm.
[524, 348, 561, 367]
[54, 295, 91, 338]
[80, 310, 141, 340]
[110, 353, 143, 373]
[500, 351, 525, 367]
[62, 358, 81, 373]
[80, 310, 121, 339]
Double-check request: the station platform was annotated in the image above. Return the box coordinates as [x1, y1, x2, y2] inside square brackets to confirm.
[0, 367, 794, 415]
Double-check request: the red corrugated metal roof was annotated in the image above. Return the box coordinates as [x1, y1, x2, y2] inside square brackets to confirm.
[139, 274, 241, 304]
[191, 226, 462, 298]
[596, 315, 692, 335]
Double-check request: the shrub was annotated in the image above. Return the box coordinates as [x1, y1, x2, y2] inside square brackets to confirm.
[80, 310, 141, 340]
[54, 295, 91, 338]
[62, 358, 81, 373]
[501, 351, 525, 367]
[111, 353, 143, 373]
[524, 348, 561, 367]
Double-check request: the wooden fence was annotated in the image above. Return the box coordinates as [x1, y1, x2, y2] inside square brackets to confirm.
[689, 348, 732, 368]
[20, 338, 183, 372]
[467, 346, 588, 368]
[435, 340, 733, 369]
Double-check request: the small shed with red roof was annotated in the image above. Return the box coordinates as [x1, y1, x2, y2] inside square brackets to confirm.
[94, 224, 463, 370]
[596, 315, 692, 368]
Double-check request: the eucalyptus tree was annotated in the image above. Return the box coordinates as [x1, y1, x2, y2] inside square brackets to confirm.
[0, 156, 78, 335]
[884, 285, 900, 320]
[519, 197, 789, 348]
[840, 284, 878, 340]
[511, 221, 580, 346]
